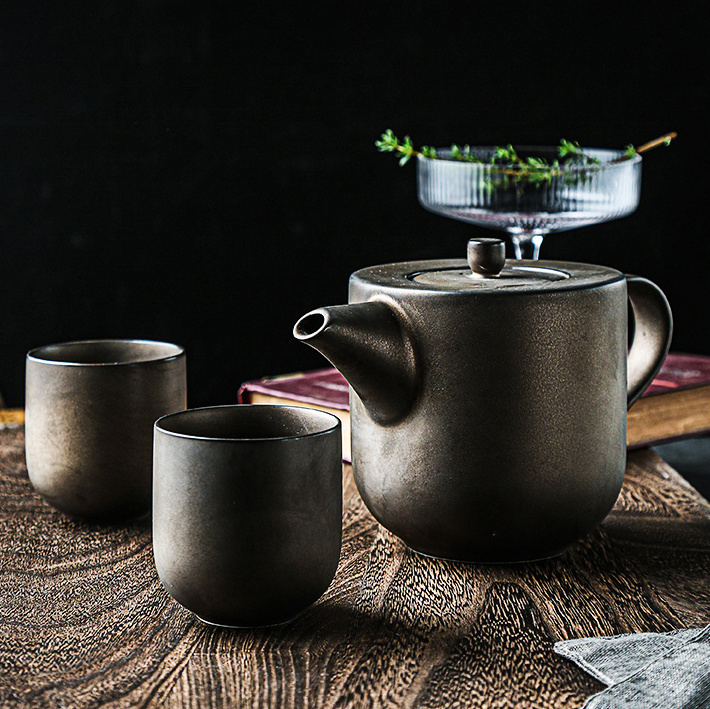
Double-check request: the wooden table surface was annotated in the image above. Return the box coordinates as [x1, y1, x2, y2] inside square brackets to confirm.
[1, 421, 710, 708]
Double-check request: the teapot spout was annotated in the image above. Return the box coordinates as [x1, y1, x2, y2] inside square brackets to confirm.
[294, 301, 417, 424]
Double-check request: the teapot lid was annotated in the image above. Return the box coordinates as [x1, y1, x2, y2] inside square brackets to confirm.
[352, 238, 623, 293]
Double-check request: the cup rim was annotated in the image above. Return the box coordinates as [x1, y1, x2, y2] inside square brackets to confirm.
[154, 404, 342, 443]
[26, 339, 185, 367]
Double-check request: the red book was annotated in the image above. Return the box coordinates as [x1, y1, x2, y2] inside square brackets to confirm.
[238, 353, 710, 460]
[640, 352, 710, 396]
[238, 369, 351, 461]
[627, 352, 710, 448]
[238, 368, 349, 410]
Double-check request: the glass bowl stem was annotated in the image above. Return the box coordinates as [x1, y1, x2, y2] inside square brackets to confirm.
[510, 233, 545, 260]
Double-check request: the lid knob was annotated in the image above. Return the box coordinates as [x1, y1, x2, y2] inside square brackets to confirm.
[467, 238, 506, 277]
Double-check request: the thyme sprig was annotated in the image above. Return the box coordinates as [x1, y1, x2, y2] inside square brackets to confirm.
[375, 129, 677, 185]
[375, 130, 437, 165]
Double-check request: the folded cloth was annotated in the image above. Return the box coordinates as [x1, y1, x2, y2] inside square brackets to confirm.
[554, 625, 710, 708]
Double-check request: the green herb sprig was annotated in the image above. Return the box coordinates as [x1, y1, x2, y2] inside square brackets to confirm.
[375, 130, 437, 165]
[375, 129, 676, 186]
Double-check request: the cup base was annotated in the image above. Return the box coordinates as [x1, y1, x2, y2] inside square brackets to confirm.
[407, 544, 567, 565]
[194, 610, 303, 629]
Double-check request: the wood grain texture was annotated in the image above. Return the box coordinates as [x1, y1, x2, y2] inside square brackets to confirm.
[1, 426, 709, 708]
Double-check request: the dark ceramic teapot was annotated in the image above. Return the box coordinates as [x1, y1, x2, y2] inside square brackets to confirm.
[294, 239, 672, 562]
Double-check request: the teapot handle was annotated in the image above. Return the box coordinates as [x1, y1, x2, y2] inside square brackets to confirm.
[626, 276, 673, 409]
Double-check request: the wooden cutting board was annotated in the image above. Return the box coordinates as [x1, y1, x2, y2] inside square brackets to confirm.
[1, 425, 709, 708]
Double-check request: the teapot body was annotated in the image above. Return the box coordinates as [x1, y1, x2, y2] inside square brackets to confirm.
[348, 260, 628, 562]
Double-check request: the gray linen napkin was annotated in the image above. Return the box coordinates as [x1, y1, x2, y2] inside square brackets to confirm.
[553, 625, 710, 708]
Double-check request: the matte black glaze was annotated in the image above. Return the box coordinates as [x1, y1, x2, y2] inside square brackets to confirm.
[25, 339, 187, 519]
[295, 251, 672, 562]
[153, 405, 342, 627]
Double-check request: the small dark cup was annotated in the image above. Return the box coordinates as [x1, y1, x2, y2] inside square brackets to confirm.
[153, 405, 342, 627]
[25, 339, 187, 519]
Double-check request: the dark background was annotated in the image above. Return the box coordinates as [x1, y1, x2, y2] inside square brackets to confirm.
[0, 3, 706, 408]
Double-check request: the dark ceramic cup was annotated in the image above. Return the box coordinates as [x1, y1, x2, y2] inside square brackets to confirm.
[25, 339, 187, 519]
[153, 404, 342, 627]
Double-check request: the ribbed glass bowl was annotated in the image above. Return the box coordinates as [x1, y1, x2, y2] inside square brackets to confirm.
[417, 147, 642, 259]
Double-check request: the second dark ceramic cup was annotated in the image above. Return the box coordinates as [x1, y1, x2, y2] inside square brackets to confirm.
[153, 405, 342, 627]
[25, 339, 187, 519]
